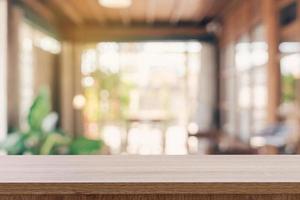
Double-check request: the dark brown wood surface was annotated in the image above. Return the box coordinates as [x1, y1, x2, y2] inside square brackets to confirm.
[1, 194, 300, 200]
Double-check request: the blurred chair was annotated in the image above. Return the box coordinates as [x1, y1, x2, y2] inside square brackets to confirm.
[188, 129, 255, 154]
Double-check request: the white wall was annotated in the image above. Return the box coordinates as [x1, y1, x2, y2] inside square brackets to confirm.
[0, 0, 8, 141]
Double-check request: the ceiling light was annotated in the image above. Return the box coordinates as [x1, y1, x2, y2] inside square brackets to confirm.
[99, 0, 132, 8]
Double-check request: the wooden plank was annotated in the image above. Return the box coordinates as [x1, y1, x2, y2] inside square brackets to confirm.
[145, 0, 157, 24]
[205, 0, 229, 18]
[170, 0, 187, 24]
[22, 0, 227, 28]
[99, 3, 122, 23]
[49, 0, 83, 25]
[22, 0, 56, 24]
[119, 7, 131, 26]
[2, 155, 300, 183]
[215, 0, 240, 21]
[1, 156, 300, 199]
[85, 0, 107, 24]
[2, 182, 300, 195]
[70, 0, 96, 22]
[128, 0, 146, 23]
[193, 0, 216, 21]
[171, 0, 217, 23]
[155, 0, 174, 22]
[1, 194, 300, 200]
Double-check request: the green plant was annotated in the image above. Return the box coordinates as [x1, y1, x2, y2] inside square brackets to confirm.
[0, 89, 103, 155]
[282, 74, 296, 103]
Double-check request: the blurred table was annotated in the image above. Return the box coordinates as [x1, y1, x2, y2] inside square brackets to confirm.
[125, 111, 170, 153]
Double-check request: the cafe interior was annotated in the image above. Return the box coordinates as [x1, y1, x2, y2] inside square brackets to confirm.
[1, 0, 300, 155]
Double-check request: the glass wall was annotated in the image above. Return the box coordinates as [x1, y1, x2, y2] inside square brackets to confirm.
[80, 41, 202, 154]
[222, 24, 268, 142]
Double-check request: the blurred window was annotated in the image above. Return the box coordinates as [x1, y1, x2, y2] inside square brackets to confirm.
[280, 53, 300, 103]
[222, 24, 268, 142]
[81, 41, 202, 154]
[19, 22, 61, 129]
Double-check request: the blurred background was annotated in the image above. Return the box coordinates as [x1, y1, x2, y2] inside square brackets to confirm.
[0, 0, 300, 155]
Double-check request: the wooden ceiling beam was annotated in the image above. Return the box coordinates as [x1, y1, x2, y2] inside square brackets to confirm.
[128, 0, 147, 24]
[215, 0, 241, 20]
[146, 0, 157, 24]
[120, 9, 131, 26]
[61, 25, 208, 42]
[155, 0, 175, 22]
[169, 0, 186, 24]
[22, 0, 56, 24]
[50, 0, 83, 25]
[86, 0, 106, 24]
[194, 0, 216, 21]
[71, 0, 97, 22]
[22, 0, 228, 31]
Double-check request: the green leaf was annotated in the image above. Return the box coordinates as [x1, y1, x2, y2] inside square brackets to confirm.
[70, 137, 103, 155]
[0, 132, 27, 155]
[40, 133, 71, 155]
[28, 89, 51, 131]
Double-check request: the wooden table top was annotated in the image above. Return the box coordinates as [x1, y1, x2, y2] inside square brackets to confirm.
[1, 155, 300, 194]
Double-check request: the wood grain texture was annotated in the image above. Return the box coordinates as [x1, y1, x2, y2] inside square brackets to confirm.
[21, 0, 229, 26]
[1, 195, 300, 200]
[1, 156, 300, 195]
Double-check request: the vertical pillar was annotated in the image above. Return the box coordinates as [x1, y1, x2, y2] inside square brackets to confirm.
[60, 42, 84, 136]
[60, 42, 75, 135]
[7, 5, 22, 130]
[74, 43, 84, 136]
[0, 0, 8, 140]
[263, 0, 281, 123]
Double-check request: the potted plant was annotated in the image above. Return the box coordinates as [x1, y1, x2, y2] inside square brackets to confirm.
[1, 89, 103, 155]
